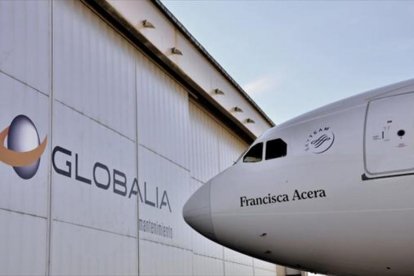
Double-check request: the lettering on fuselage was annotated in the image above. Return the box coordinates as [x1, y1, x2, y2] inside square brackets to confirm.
[292, 189, 326, 201]
[240, 189, 327, 207]
[240, 193, 289, 207]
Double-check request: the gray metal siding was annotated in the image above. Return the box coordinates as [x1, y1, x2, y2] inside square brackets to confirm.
[0, 0, 277, 275]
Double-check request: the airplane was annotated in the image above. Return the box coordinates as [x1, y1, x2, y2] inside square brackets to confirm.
[183, 79, 414, 276]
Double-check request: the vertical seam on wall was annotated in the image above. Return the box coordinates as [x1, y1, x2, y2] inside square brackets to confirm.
[217, 127, 221, 174]
[46, 0, 54, 275]
[187, 95, 194, 276]
[188, 100, 196, 276]
[252, 257, 255, 276]
[135, 53, 140, 276]
[222, 247, 226, 276]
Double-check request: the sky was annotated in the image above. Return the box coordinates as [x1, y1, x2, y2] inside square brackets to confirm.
[161, 0, 414, 125]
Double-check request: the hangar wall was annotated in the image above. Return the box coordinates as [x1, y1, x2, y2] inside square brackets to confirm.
[0, 0, 279, 275]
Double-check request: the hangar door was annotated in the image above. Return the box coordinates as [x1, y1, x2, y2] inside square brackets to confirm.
[364, 92, 414, 176]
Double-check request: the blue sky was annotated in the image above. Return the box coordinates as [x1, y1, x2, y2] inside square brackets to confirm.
[162, 0, 414, 124]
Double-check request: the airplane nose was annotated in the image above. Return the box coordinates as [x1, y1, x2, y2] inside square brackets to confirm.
[183, 181, 216, 241]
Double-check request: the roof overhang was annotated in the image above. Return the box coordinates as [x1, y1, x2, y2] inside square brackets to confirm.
[81, 0, 275, 144]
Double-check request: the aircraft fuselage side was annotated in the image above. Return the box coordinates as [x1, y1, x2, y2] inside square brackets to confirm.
[184, 79, 414, 276]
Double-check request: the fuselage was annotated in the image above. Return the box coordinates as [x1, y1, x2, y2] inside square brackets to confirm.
[183, 79, 414, 276]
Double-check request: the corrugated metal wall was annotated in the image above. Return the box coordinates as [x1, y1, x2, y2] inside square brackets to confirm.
[0, 0, 277, 275]
[51, 1, 139, 275]
[0, 0, 50, 275]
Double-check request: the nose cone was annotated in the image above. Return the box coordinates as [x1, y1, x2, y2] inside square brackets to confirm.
[183, 182, 216, 241]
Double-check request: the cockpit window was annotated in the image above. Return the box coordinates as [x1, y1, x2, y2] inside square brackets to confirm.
[243, 143, 263, 163]
[265, 139, 287, 160]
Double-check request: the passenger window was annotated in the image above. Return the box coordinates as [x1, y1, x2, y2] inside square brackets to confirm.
[266, 139, 287, 160]
[243, 143, 263, 163]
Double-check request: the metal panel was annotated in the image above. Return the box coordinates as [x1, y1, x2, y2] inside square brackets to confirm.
[138, 145, 191, 249]
[0, 73, 49, 217]
[50, 221, 138, 276]
[189, 102, 220, 183]
[175, 35, 212, 92]
[139, 239, 192, 276]
[193, 254, 224, 276]
[0, 0, 50, 94]
[53, 0, 136, 140]
[137, 55, 190, 169]
[364, 92, 414, 175]
[286, 268, 302, 275]
[0, 1, 278, 275]
[106, 0, 274, 139]
[190, 178, 223, 258]
[224, 247, 254, 266]
[255, 267, 278, 276]
[0, 210, 47, 276]
[218, 125, 247, 171]
[52, 102, 137, 236]
[254, 258, 277, 272]
[224, 261, 254, 276]
[108, 0, 177, 61]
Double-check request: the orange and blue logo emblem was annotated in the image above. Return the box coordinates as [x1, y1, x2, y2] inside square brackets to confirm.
[0, 115, 47, 179]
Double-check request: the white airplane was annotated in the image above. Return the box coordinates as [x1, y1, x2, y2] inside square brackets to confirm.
[183, 79, 414, 276]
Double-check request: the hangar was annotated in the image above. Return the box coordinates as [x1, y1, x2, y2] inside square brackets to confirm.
[0, 0, 306, 275]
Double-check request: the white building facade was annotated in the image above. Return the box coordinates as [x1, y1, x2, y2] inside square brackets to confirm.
[0, 0, 305, 275]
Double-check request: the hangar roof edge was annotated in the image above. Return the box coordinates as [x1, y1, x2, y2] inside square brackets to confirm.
[151, 0, 275, 128]
[81, 0, 275, 143]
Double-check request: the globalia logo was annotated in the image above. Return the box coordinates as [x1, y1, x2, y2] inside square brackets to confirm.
[0, 115, 47, 179]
